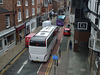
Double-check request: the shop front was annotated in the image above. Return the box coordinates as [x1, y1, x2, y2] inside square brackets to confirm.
[16, 24, 25, 43]
[0, 27, 16, 56]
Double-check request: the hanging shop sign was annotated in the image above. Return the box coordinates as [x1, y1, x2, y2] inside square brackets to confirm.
[77, 22, 88, 30]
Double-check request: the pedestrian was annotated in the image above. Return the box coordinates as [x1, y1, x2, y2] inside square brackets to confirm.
[68, 24, 70, 28]
[19, 34, 22, 43]
[49, 12, 52, 19]
[67, 6, 69, 11]
[69, 40, 72, 50]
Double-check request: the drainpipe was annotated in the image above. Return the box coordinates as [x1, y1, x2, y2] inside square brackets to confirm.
[13, 0, 17, 45]
[22, 0, 24, 23]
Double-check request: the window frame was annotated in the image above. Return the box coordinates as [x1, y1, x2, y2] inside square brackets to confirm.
[32, 0, 34, 5]
[18, 11, 22, 22]
[25, 0, 28, 6]
[26, 9, 29, 18]
[17, 0, 21, 6]
[32, 8, 35, 16]
[6, 16, 10, 28]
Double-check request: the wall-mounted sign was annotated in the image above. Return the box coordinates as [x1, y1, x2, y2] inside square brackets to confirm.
[77, 22, 88, 30]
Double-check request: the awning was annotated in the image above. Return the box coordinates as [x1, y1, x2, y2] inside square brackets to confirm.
[16, 25, 25, 31]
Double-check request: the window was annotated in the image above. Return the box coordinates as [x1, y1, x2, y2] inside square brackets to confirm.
[6, 16, 10, 28]
[7, 34, 14, 45]
[17, 0, 21, 6]
[30, 40, 45, 47]
[0, 40, 3, 50]
[32, 8, 35, 16]
[26, 9, 29, 18]
[31, 22, 35, 29]
[89, 1, 91, 10]
[0, 0, 3, 4]
[95, 2, 97, 12]
[18, 11, 22, 22]
[44, 0, 48, 6]
[25, 0, 28, 6]
[37, 8, 40, 13]
[32, 0, 34, 5]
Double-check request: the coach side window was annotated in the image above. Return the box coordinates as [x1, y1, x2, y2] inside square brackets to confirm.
[30, 41, 45, 47]
[47, 33, 54, 47]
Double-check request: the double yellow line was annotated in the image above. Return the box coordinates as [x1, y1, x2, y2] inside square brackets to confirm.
[45, 57, 53, 75]
[0, 48, 27, 75]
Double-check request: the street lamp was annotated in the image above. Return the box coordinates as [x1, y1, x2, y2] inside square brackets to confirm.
[83, 7, 90, 18]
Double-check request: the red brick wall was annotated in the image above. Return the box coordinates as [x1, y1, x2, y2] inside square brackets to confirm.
[0, 13, 14, 31]
[0, 0, 13, 11]
[14, 0, 23, 26]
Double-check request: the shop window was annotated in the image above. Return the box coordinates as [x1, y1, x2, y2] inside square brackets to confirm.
[0, 40, 3, 50]
[26, 26, 30, 35]
[7, 34, 14, 45]
[88, 37, 94, 49]
[31, 22, 35, 30]
[4, 38, 7, 46]
[94, 39, 100, 52]
[19, 29, 25, 39]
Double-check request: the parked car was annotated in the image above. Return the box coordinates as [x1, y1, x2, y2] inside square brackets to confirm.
[63, 28, 71, 36]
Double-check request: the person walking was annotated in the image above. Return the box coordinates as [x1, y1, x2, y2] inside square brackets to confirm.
[49, 12, 52, 19]
[19, 34, 22, 43]
[69, 40, 72, 50]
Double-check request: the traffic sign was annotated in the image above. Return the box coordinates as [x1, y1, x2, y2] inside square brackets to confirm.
[52, 55, 58, 60]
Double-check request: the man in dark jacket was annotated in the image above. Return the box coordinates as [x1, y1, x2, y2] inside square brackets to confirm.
[69, 40, 72, 50]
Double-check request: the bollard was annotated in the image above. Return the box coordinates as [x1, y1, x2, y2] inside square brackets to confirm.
[59, 50, 61, 57]
[56, 60, 58, 66]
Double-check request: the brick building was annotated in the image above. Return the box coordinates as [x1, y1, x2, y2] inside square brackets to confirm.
[0, 3, 16, 55]
[14, 0, 37, 43]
